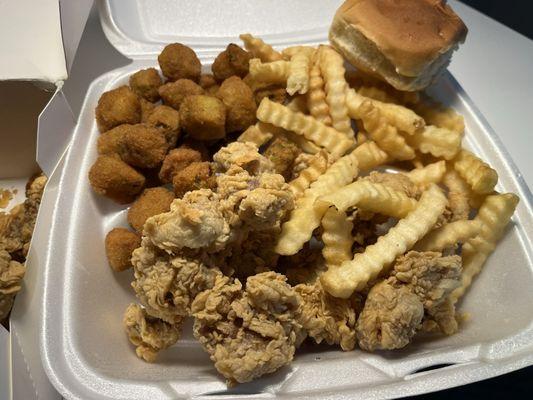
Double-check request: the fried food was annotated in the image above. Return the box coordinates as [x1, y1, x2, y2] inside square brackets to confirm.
[172, 161, 214, 197]
[239, 33, 283, 62]
[307, 52, 332, 126]
[286, 48, 313, 95]
[158, 43, 201, 82]
[212, 43, 251, 81]
[198, 73, 218, 90]
[105, 228, 141, 272]
[129, 68, 163, 102]
[179, 95, 226, 140]
[89, 155, 145, 204]
[453, 149, 498, 194]
[216, 76, 257, 133]
[0, 247, 25, 320]
[95, 86, 141, 132]
[159, 146, 203, 184]
[288, 151, 329, 198]
[139, 98, 156, 122]
[158, 79, 204, 111]
[321, 207, 353, 269]
[127, 187, 175, 233]
[254, 86, 287, 106]
[145, 105, 181, 148]
[263, 136, 301, 180]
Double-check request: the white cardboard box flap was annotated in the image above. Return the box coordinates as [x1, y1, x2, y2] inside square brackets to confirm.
[99, 0, 341, 60]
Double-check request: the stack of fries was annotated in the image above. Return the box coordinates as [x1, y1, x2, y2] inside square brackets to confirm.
[239, 34, 519, 305]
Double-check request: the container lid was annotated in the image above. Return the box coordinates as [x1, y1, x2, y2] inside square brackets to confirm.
[99, 0, 340, 61]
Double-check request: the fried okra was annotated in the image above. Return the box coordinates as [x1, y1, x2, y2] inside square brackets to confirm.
[139, 98, 156, 122]
[89, 155, 145, 204]
[254, 87, 287, 106]
[179, 95, 226, 141]
[105, 228, 141, 272]
[199, 74, 218, 90]
[159, 146, 203, 184]
[129, 68, 163, 102]
[158, 43, 201, 82]
[217, 76, 256, 133]
[264, 136, 301, 180]
[172, 162, 214, 197]
[127, 187, 175, 233]
[158, 79, 204, 111]
[95, 86, 141, 132]
[145, 105, 181, 147]
[212, 43, 251, 81]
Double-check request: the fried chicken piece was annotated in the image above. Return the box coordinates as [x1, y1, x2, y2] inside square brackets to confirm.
[158, 79, 204, 111]
[356, 251, 462, 350]
[95, 86, 141, 132]
[364, 171, 420, 199]
[217, 76, 257, 133]
[145, 105, 181, 148]
[172, 162, 214, 198]
[296, 281, 359, 350]
[264, 136, 301, 180]
[254, 86, 287, 106]
[131, 239, 221, 323]
[158, 43, 201, 82]
[212, 44, 251, 81]
[129, 68, 163, 102]
[192, 272, 302, 385]
[0, 247, 25, 320]
[179, 95, 226, 141]
[105, 228, 141, 272]
[89, 155, 145, 204]
[357, 280, 424, 351]
[127, 187, 175, 233]
[124, 303, 182, 362]
[159, 147, 203, 184]
[213, 141, 273, 175]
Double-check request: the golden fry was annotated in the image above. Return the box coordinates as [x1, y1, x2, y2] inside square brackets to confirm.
[288, 151, 329, 197]
[321, 207, 354, 268]
[414, 220, 483, 252]
[453, 150, 498, 194]
[239, 33, 283, 62]
[406, 125, 462, 160]
[248, 58, 289, 84]
[307, 53, 332, 125]
[403, 160, 446, 187]
[352, 141, 390, 170]
[287, 50, 313, 95]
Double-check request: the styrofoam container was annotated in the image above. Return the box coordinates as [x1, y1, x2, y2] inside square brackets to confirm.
[40, 1, 533, 399]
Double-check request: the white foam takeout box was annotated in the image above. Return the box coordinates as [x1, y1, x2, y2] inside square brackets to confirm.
[3, 0, 533, 399]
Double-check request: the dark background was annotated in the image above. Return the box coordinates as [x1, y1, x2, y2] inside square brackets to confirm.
[413, 4, 532, 399]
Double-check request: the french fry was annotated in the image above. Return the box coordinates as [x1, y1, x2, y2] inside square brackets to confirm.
[346, 89, 424, 135]
[282, 46, 315, 59]
[321, 184, 447, 298]
[254, 120, 320, 154]
[321, 207, 354, 268]
[257, 98, 355, 158]
[275, 151, 359, 255]
[248, 58, 289, 84]
[356, 131, 367, 144]
[453, 149, 498, 194]
[443, 170, 471, 221]
[319, 46, 353, 138]
[355, 100, 415, 161]
[307, 54, 332, 126]
[286, 49, 313, 95]
[403, 160, 446, 187]
[316, 180, 417, 218]
[289, 151, 329, 197]
[239, 33, 283, 62]
[451, 193, 519, 302]
[414, 220, 483, 252]
[405, 125, 462, 160]
[357, 86, 395, 103]
[413, 98, 465, 134]
[238, 124, 273, 147]
[352, 141, 390, 170]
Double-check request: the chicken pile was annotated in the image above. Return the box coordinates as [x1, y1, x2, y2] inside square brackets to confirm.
[123, 142, 462, 385]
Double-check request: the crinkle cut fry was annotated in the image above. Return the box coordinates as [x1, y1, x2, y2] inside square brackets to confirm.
[238, 124, 273, 147]
[451, 193, 519, 303]
[275, 151, 359, 255]
[257, 98, 354, 158]
[345, 89, 424, 135]
[403, 160, 446, 187]
[453, 149, 498, 194]
[288, 151, 328, 197]
[443, 169, 471, 221]
[316, 180, 417, 218]
[352, 141, 390, 170]
[414, 220, 483, 252]
[248, 58, 289, 84]
[307, 52, 332, 126]
[239, 33, 283, 62]
[319, 46, 353, 138]
[287, 49, 313, 95]
[321, 184, 447, 298]
[413, 98, 465, 134]
[355, 99, 415, 161]
[406, 125, 463, 160]
[321, 207, 354, 268]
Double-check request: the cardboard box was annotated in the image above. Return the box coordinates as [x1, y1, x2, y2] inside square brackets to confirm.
[0, 1, 92, 399]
